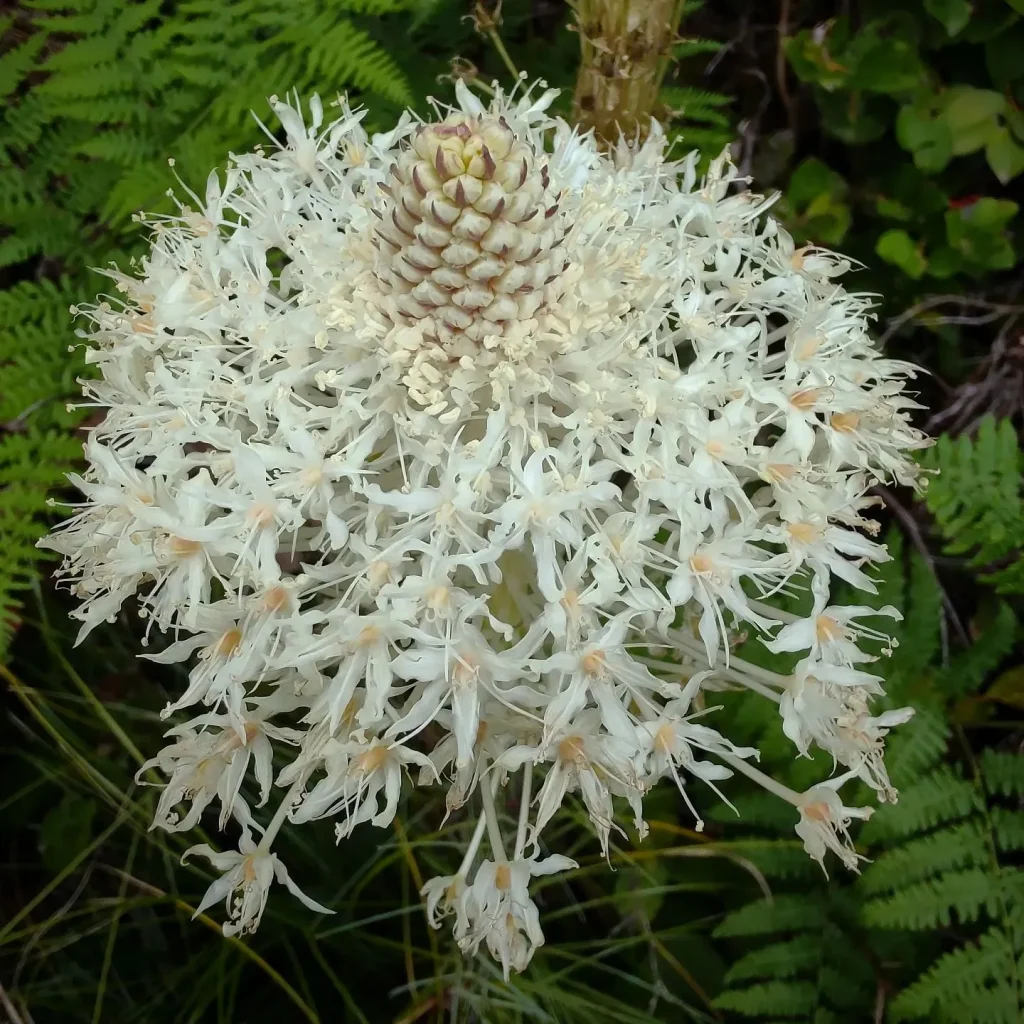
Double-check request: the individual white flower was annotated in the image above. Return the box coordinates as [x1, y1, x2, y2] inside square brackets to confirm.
[139, 703, 300, 832]
[290, 736, 436, 837]
[457, 853, 578, 980]
[499, 712, 643, 857]
[779, 657, 914, 802]
[45, 76, 929, 959]
[420, 872, 471, 932]
[634, 681, 760, 831]
[184, 834, 333, 937]
[765, 573, 901, 666]
[793, 772, 874, 875]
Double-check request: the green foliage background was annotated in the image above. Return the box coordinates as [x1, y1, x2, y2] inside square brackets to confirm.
[1, 1, 1023, 1022]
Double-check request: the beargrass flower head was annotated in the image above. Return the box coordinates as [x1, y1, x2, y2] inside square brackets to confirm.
[45, 77, 929, 974]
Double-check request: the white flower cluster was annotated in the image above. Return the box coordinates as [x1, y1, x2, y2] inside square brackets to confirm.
[46, 78, 928, 976]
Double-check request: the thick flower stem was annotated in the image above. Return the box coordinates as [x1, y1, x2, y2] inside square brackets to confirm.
[257, 775, 308, 853]
[514, 762, 533, 860]
[718, 751, 801, 807]
[459, 812, 490, 877]
[480, 771, 508, 863]
[570, 0, 685, 144]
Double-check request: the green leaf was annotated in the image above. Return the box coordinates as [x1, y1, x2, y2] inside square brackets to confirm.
[985, 24, 1024, 85]
[848, 38, 928, 95]
[815, 88, 889, 144]
[787, 157, 846, 208]
[986, 128, 1024, 183]
[724, 935, 822, 983]
[945, 198, 1019, 268]
[896, 104, 954, 172]
[925, 0, 973, 35]
[784, 158, 851, 244]
[924, 244, 963, 278]
[981, 749, 1024, 799]
[784, 29, 851, 91]
[39, 793, 97, 872]
[891, 927, 1019, 1020]
[1007, 105, 1024, 145]
[876, 228, 927, 278]
[940, 87, 1006, 155]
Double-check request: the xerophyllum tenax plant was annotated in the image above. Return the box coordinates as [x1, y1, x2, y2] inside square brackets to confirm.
[45, 77, 929, 978]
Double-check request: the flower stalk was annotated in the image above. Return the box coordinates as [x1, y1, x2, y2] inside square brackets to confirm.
[570, 0, 685, 144]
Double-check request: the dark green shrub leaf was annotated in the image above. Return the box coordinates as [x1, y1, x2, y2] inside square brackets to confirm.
[940, 87, 1006, 155]
[784, 158, 851, 243]
[985, 129, 1024, 183]
[925, 0, 972, 36]
[876, 228, 928, 278]
[945, 198, 1018, 268]
[896, 103, 954, 172]
[985, 24, 1024, 85]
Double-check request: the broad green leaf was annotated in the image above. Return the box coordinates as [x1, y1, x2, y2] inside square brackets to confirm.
[985, 24, 1024, 85]
[925, 244, 963, 278]
[787, 157, 847, 209]
[896, 104, 954, 172]
[814, 88, 889, 144]
[940, 87, 1006, 155]
[783, 158, 851, 244]
[784, 30, 850, 91]
[925, 0, 972, 35]
[945, 198, 1018, 270]
[986, 129, 1024, 183]
[876, 228, 927, 279]
[1007, 105, 1024, 144]
[849, 37, 927, 94]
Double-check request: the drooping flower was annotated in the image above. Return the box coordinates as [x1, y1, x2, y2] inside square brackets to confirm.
[794, 773, 875, 875]
[455, 853, 578, 980]
[45, 76, 927, 973]
[185, 834, 333, 937]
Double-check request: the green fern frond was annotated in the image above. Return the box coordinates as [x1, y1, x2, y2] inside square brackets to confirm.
[862, 766, 979, 842]
[713, 979, 817, 1017]
[714, 894, 826, 938]
[890, 927, 1019, 1022]
[922, 418, 1024, 593]
[981, 749, 1024, 800]
[723, 935, 822, 983]
[883, 705, 950, 790]
[990, 808, 1024, 853]
[715, 545, 1023, 1022]
[858, 821, 989, 897]
[862, 868, 995, 929]
[724, 840, 820, 880]
[671, 38, 724, 61]
[0, 35, 47, 99]
[883, 551, 943, 694]
[302, 20, 413, 106]
[708, 790, 797, 832]
[936, 602, 1018, 699]
[660, 85, 731, 112]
